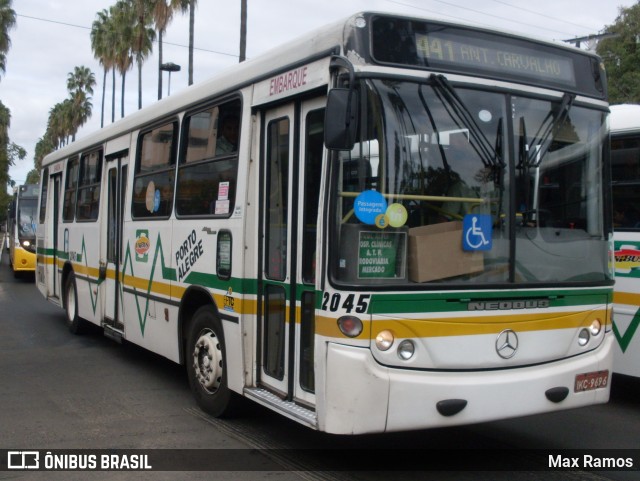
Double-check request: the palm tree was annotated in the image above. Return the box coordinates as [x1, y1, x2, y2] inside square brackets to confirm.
[131, 0, 156, 110]
[67, 66, 96, 100]
[111, 1, 134, 119]
[153, 0, 189, 100]
[0, 0, 17, 79]
[46, 103, 64, 149]
[67, 66, 96, 141]
[91, 9, 115, 128]
[34, 136, 55, 172]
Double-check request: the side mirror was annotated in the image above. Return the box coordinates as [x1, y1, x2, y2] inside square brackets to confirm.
[325, 88, 358, 151]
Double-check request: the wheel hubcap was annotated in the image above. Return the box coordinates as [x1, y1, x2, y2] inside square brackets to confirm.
[67, 284, 76, 321]
[193, 328, 222, 393]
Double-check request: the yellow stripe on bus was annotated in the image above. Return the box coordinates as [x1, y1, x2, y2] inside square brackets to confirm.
[613, 291, 640, 307]
[316, 308, 609, 339]
[42, 257, 611, 339]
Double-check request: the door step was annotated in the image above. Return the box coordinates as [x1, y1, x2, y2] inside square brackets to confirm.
[103, 324, 123, 344]
[244, 387, 317, 429]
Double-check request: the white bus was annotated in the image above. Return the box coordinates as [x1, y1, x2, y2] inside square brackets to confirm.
[7, 184, 39, 276]
[610, 104, 640, 378]
[37, 12, 613, 434]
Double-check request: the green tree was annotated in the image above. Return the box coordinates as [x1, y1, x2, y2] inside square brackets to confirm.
[34, 136, 55, 172]
[0, 0, 16, 80]
[67, 66, 96, 141]
[0, 101, 25, 221]
[46, 102, 69, 149]
[597, 3, 640, 104]
[25, 168, 40, 185]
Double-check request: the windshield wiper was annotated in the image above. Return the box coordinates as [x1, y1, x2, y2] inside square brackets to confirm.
[525, 92, 574, 167]
[429, 74, 504, 169]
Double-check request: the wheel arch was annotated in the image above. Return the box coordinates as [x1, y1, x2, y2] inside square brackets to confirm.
[178, 286, 220, 365]
[61, 261, 74, 309]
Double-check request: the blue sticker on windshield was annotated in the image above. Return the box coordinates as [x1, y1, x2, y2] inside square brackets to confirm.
[463, 214, 492, 251]
[354, 190, 387, 225]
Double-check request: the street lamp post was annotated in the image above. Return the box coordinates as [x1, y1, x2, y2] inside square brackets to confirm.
[160, 62, 181, 96]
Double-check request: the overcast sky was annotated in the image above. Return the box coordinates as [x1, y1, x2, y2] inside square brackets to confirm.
[2, 0, 636, 186]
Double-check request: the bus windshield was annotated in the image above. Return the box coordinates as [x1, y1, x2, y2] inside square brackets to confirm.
[18, 198, 38, 239]
[330, 78, 610, 287]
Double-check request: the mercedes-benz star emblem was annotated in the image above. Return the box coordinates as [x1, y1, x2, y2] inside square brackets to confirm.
[496, 329, 519, 359]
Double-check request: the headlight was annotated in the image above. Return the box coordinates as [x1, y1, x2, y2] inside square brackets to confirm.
[578, 329, 590, 346]
[375, 330, 394, 351]
[397, 340, 415, 360]
[22, 240, 31, 247]
[589, 319, 602, 336]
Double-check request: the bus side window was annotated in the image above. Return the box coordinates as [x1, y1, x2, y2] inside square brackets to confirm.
[39, 168, 49, 224]
[62, 157, 79, 222]
[611, 138, 640, 229]
[176, 99, 241, 217]
[76, 150, 102, 222]
[132, 120, 178, 219]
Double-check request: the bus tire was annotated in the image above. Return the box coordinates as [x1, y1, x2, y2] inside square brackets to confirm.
[64, 273, 84, 335]
[187, 306, 236, 418]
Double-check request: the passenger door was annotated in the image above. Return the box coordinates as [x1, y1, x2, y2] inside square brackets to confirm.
[47, 173, 62, 298]
[258, 98, 325, 406]
[103, 152, 128, 331]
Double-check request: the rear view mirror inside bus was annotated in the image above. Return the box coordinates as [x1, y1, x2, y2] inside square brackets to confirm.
[325, 88, 358, 150]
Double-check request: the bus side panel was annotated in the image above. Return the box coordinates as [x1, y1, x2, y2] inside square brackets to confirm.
[121, 219, 178, 362]
[613, 301, 640, 377]
[68, 221, 102, 327]
[613, 234, 640, 378]
[240, 108, 259, 391]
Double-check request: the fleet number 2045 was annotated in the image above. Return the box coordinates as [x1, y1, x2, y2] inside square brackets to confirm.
[321, 293, 371, 314]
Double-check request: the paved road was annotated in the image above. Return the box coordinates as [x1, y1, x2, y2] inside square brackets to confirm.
[0, 239, 638, 480]
[0, 244, 303, 480]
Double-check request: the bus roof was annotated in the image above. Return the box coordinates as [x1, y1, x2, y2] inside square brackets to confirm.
[41, 11, 603, 169]
[610, 104, 640, 134]
[41, 14, 347, 168]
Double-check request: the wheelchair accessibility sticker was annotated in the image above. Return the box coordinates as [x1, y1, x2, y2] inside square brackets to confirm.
[463, 214, 492, 251]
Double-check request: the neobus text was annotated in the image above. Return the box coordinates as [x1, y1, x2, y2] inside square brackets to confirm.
[468, 299, 550, 311]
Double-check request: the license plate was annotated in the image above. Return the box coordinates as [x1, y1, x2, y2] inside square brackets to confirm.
[574, 370, 609, 392]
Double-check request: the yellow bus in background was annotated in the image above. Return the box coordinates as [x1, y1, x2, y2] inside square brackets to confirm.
[8, 184, 38, 277]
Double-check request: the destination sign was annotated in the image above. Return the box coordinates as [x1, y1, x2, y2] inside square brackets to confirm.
[368, 15, 607, 97]
[414, 32, 575, 85]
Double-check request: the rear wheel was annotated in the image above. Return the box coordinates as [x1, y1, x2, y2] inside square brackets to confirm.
[187, 306, 237, 417]
[64, 273, 85, 334]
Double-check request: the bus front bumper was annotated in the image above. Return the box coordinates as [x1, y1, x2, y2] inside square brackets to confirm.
[12, 246, 37, 272]
[321, 335, 613, 434]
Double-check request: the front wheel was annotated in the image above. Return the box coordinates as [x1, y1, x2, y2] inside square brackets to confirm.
[186, 306, 237, 418]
